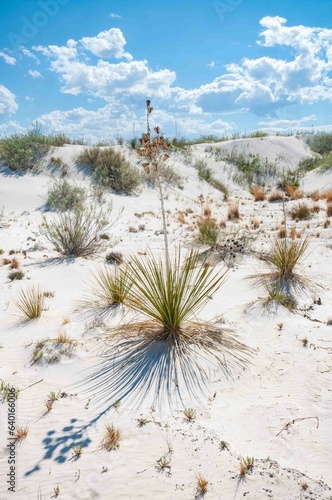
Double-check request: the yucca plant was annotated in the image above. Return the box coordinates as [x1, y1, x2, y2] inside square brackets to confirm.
[251, 235, 313, 297]
[15, 286, 45, 319]
[90, 266, 132, 306]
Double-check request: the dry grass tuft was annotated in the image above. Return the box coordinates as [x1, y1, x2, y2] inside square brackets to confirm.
[251, 184, 265, 201]
[268, 191, 284, 202]
[289, 202, 311, 220]
[278, 226, 286, 238]
[15, 425, 29, 443]
[327, 203, 332, 217]
[196, 473, 208, 495]
[227, 201, 240, 220]
[102, 424, 122, 451]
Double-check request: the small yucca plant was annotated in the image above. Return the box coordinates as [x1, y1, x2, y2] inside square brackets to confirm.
[250, 236, 313, 297]
[90, 266, 132, 306]
[15, 286, 45, 319]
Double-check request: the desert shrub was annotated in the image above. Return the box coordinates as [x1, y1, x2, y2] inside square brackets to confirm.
[215, 149, 276, 186]
[15, 285, 45, 319]
[40, 205, 111, 257]
[105, 251, 124, 265]
[197, 218, 221, 245]
[194, 159, 228, 198]
[78, 146, 142, 194]
[289, 202, 311, 220]
[46, 179, 86, 212]
[0, 128, 50, 171]
[147, 163, 183, 188]
[76, 147, 100, 167]
[307, 133, 332, 154]
[8, 270, 24, 281]
[298, 156, 320, 172]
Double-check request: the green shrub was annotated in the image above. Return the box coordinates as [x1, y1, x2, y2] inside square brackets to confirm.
[46, 179, 86, 212]
[0, 130, 50, 171]
[77, 146, 142, 194]
[307, 133, 332, 154]
[8, 270, 25, 281]
[194, 159, 228, 199]
[40, 205, 111, 257]
[147, 163, 183, 188]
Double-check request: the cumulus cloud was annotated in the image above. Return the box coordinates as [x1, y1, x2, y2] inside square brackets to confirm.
[258, 114, 317, 128]
[176, 17, 332, 116]
[80, 28, 132, 60]
[0, 51, 16, 65]
[0, 85, 18, 115]
[110, 13, 122, 19]
[28, 69, 42, 78]
[34, 34, 176, 101]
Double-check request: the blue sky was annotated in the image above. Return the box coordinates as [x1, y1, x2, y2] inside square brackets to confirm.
[1, 0, 332, 141]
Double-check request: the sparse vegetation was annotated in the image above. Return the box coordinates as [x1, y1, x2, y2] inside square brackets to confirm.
[0, 382, 19, 402]
[72, 444, 83, 458]
[102, 424, 122, 451]
[183, 407, 196, 421]
[90, 266, 132, 306]
[15, 285, 45, 319]
[195, 473, 208, 495]
[46, 179, 86, 212]
[228, 201, 240, 220]
[105, 251, 124, 265]
[8, 270, 24, 281]
[15, 425, 29, 443]
[77, 146, 142, 194]
[290, 202, 311, 220]
[197, 218, 221, 245]
[40, 205, 111, 257]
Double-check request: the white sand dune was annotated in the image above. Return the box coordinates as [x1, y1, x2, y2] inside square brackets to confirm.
[0, 136, 331, 499]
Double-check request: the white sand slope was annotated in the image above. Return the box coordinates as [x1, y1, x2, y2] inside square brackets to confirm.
[0, 136, 331, 499]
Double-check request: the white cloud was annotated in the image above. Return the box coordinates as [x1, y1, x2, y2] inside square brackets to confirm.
[258, 114, 317, 128]
[25, 96, 34, 101]
[80, 28, 132, 60]
[0, 51, 16, 65]
[208, 61, 217, 69]
[20, 46, 40, 64]
[110, 12, 121, 19]
[34, 35, 176, 101]
[0, 120, 25, 135]
[0, 85, 18, 115]
[28, 69, 42, 78]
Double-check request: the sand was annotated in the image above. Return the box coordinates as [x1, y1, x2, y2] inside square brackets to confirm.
[0, 136, 331, 499]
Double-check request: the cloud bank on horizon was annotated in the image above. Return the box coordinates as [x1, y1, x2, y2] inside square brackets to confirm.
[1, 15, 332, 140]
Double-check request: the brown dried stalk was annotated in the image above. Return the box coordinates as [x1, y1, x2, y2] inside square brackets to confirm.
[137, 100, 171, 270]
[276, 416, 319, 437]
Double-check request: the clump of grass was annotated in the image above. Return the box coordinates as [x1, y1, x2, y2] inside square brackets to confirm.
[195, 473, 208, 495]
[15, 425, 29, 443]
[102, 424, 122, 451]
[40, 205, 111, 257]
[183, 407, 196, 421]
[105, 251, 124, 265]
[10, 258, 20, 269]
[250, 236, 312, 299]
[15, 285, 45, 319]
[31, 336, 76, 364]
[228, 201, 239, 220]
[72, 444, 83, 458]
[219, 440, 228, 450]
[0, 382, 19, 402]
[90, 266, 132, 306]
[290, 202, 311, 220]
[268, 191, 284, 202]
[46, 179, 86, 212]
[8, 270, 25, 281]
[263, 284, 297, 312]
[197, 218, 221, 246]
[251, 184, 265, 201]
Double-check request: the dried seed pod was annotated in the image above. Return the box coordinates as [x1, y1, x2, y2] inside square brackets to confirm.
[146, 100, 151, 107]
[154, 126, 160, 134]
[147, 107, 153, 114]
